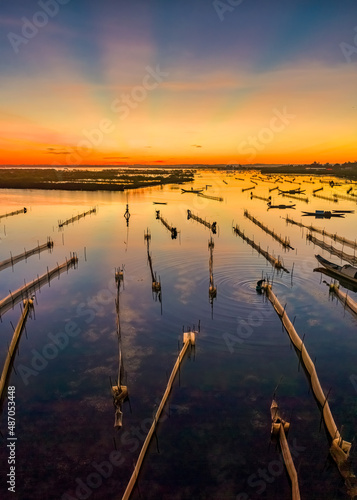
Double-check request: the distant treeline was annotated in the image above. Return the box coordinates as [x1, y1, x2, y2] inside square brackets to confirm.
[0, 168, 195, 191]
[254, 161, 357, 178]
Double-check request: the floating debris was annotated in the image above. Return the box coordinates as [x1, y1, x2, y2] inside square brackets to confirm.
[0, 238, 54, 273]
[244, 210, 293, 249]
[187, 210, 217, 234]
[233, 225, 289, 272]
[58, 207, 96, 228]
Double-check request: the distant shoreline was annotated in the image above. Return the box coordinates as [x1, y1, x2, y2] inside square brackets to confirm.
[0, 164, 356, 191]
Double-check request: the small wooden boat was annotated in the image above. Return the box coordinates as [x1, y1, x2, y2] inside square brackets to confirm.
[153, 202, 167, 205]
[181, 187, 204, 194]
[302, 210, 343, 218]
[314, 254, 357, 285]
[267, 202, 296, 209]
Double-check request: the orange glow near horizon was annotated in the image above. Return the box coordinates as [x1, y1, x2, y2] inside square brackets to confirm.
[1, 61, 356, 167]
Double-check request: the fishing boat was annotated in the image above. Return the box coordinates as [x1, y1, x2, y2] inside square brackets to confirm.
[314, 254, 357, 285]
[181, 187, 204, 194]
[302, 210, 344, 218]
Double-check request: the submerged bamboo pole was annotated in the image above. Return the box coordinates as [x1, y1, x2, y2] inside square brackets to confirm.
[285, 216, 357, 250]
[312, 193, 338, 203]
[244, 210, 293, 249]
[307, 234, 357, 265]
[187, 210, 217, 233]
[155, 210, 177, 239]
[197, 192, 223, 202]
[281, 193, 309, 203]
[262, 284, 356, 496]
[0, 255, 78, 317]
[0, 207, 27, 221]
[58, 207, 96, 228]
[121, 331, 196, 500]
[0, 299, 33, 403]
[0, 239, 54, 273]
[233, 225, 289, 272]
[270, 400, 300, 500]
[329, 283, 357, 316]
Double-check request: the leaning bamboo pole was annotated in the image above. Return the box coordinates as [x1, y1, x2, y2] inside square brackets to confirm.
[270, 400, 300, 500]
[121, 331, 196, 500]
[0, 255, 78, 317]
[0, 239, 53, 273]
[262, 284, 356, 497]
[0, 299, 33, 403]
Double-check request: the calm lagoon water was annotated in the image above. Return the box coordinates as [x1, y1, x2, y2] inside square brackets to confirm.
[0, 171, 356, 500]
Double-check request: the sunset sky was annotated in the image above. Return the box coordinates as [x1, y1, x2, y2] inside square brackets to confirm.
[0, 0, 356, 166]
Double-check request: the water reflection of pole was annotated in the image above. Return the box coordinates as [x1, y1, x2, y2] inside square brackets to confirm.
[144, 230, 162, 312]
[208, 237, 217, 317]
[111, 268, 128, 428]
[124, 204, 130, 226]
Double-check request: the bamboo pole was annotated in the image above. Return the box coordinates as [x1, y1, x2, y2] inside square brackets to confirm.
[0, 255, 78, 317]
[121, 331, 196, 500]
[0, 299, 33, 402]
[0, 239, 54, 273]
